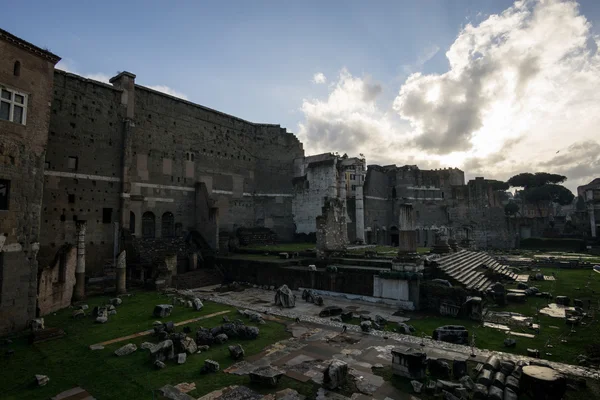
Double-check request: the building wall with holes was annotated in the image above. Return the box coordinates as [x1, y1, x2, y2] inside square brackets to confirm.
[38, 71, 125, 276]
[39, 71, 305, 276]
[0, 31, 59, 334]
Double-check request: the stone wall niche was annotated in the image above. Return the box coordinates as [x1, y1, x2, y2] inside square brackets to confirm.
[37, 244, 77, 316]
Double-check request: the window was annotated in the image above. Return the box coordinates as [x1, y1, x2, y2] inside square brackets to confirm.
[13, 61, 21, 76]
[0, 88, 27, 125]
[67, 156, 78, 170]
[142, 212, 156, 238]
[351, 185, 356, 191]
[161, 212, 175, 238]
[0, 180, 10, 210]
[102, 208, 112, 224]
[68, 194, 75, 204]
[129, 211, 136, 234]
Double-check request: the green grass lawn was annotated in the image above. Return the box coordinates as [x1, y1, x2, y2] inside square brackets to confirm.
[0, 291, 315, 400]
[349, 267, 600, 365]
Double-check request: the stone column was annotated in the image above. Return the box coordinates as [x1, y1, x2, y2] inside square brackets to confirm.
[116, 250, 127, 295]
[355, 185, 365, 243]
[398, 204, 417, 254]
[73, 221, 87, 301]
[589, 205, 597, 238]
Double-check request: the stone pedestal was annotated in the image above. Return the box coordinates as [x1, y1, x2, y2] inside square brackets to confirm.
[73, 221, 86, 301]
[432, 232, 452, 254]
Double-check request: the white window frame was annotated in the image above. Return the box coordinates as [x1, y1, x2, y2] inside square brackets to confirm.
[0, 86, 28, 125]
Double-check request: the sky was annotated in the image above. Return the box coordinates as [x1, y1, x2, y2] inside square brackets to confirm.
[4, 0, 600, 193]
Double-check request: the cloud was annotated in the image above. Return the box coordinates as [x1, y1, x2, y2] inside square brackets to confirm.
[298, 68, 407, 164]
[312, 72, 327, 84]
[144, 85, 189, 100]
[55, 60, 110, 83]
[298, 0, 600, 193]
[401, 45, 441, 76]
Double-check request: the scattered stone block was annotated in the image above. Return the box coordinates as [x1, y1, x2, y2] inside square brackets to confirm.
[308, 265, 317, 271]
[193, 298, 203, 311]
[154, 304, 173, 318]
[492, 371, 506, 388]
[410, 380, 423, 393]
[392, 348, 427, 379]
[459, 375, 475, 390]
[556, 296, 570, 306]
[505, 375, 520, 392]
[140, 342, 154, 350]
[488, 385, 503, 400]
[341, 311, 353, 321]
[483, 355, 501, 371]
[319, 306, 343, 317]
[360, 321, 372, 332]
[30, 318, 45, 332]
[150, 340, 175, 363]
[35, 374, 49, 386]
[504, 338, 517, 348]
[108, 310, 117, 316]
[397, 322, 415, 334]
[314, 296, 324, 306]
[574, 299, 584, 308]
[274, 284, 296, 308]
[323, 359, 348, 389]
[110, 298, 122, 306]
[473, 383, 488, 399]
[228, 344, 245, 360]
[454, 386, 468, 399]
[527, 348, 540, 358]
[89, 344, 104, 350]
[197, 345, 210, 352]
[214, 333, 228, 344]
[504, 387, 518, 400]
[499, 360, 515, 375]
[201, 359, 220, 374]
[72, 309, 85, 319]
[179, 337, 198, 355]
[433, 325, 469, 345]
[78, 304, 89, 310]
[177, 353, 187, 364]
[249, 366, 284, 387]
[477, 369, 492, 386]
[154, 360, 166, 369]
[95, 316, 108, 324]
[114, 343, 137, 356]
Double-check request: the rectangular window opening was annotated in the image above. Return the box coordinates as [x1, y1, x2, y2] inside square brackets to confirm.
[102, 208, 112, 224]
[67, 156, 78, 170]
[0, 88, 28, 125]
[68, 194, 75, 204]
[0, 180, 10, 210]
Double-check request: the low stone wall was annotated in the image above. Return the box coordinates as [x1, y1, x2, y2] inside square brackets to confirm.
[218, 259, 375, 296]
[37, 245, 77, 316]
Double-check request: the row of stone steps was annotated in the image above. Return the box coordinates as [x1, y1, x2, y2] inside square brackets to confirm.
[435, 250, 517, 293]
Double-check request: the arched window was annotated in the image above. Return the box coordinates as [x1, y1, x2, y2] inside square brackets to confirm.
[161, 212, 175, 238]
[129, 211, 136, 234]
[142, 212, 155, 238]
[13, 61, 21, 76]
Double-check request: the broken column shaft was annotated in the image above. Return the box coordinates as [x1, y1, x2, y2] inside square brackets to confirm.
[116, 250, 127, 295]
[73, 221, 87, 301]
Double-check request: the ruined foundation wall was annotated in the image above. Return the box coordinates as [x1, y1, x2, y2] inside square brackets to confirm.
[37, 246, 76, 315]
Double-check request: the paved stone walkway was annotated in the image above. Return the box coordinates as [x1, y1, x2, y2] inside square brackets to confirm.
[198, 288, 600, 380]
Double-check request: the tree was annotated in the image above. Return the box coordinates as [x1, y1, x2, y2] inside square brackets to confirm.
[507, 172, 574, 218]
[487, 179, 510, 192]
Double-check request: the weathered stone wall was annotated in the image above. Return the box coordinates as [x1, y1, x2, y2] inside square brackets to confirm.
[37, 245, 76, 316]
[292, 156, 337, 234]
[40, 71, 125, 276]
[0, 30, 59, 333]
[316, 198, 348, 256]
[129, 86, 303, 242]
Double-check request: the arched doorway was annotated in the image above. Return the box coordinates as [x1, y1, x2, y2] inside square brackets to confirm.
[390, 226, 399, 247]
[142, 212, 155, 238]
[161, 212, 175, 238]
[129, 211, 136, 234]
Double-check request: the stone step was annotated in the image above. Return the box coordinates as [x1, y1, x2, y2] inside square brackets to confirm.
[449, 253, 489, 280]
[478, 280, 493, 292]
[474, 276, 492, 291]
[438, 249, 467, 263]
[462, 270, 485, 288]
[466, 275, 486, 291]
[443, 252, 485, 275]
[439, 251, 474, 271]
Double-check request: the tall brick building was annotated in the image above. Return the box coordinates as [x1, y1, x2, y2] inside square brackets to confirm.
[0, 28, 60, 333]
